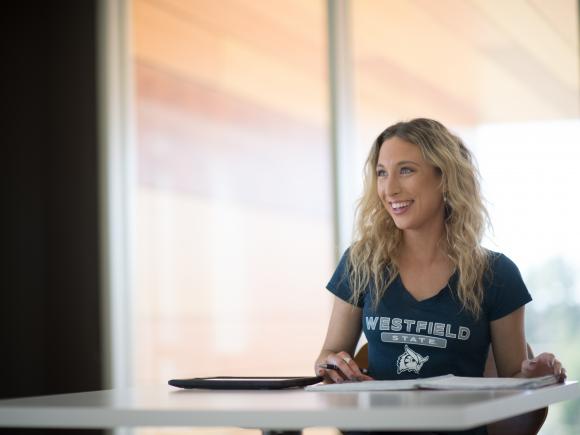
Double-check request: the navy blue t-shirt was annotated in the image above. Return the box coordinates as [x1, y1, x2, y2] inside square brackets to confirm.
[327, 249, 532, 380]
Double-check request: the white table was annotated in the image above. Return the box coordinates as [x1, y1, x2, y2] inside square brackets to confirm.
[0, 383, 578, 432]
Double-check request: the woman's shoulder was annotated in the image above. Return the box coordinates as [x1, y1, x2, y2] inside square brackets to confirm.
[484, 249, 521, 276]
[482, 249, 529, 296]
[481, 249, 532, 318]
[336, 246, 352, 267]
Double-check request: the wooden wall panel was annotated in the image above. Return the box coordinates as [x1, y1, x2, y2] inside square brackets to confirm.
[353, 0, 580, 125]
[133, 0, 328, 124]
[136, 63, 331, 217]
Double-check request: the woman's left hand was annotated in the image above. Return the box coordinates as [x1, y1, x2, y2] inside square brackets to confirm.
[521, 352, 566, 382]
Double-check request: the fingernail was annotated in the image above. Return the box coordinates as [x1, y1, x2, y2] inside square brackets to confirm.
[529, 360, 537, 365]
[559, 372, 567, 382]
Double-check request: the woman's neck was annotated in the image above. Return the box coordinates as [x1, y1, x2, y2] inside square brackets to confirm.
[400, 228, 449, 268]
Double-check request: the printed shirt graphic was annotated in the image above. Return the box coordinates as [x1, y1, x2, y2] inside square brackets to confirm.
[397, 345, 429, 374]
[326, 249, 532, 380]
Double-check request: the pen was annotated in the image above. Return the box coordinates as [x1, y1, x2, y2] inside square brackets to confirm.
[318, 363, 369, 375]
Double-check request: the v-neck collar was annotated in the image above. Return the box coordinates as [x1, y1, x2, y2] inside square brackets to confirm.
[396, 269, 458, 306]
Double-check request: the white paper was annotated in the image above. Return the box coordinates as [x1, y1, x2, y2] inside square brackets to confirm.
[418, 374, 559, 390]
[305, 375, 453, 392]
[305, 374, 559, 392]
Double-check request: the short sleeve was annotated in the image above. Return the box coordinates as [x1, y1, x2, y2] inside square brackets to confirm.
[326, 249, 364, 307]
[485, 253, 532, 321]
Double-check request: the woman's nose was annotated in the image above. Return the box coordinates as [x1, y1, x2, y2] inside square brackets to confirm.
[386, 176, 401, 196]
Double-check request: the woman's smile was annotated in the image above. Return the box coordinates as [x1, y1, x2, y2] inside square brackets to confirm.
[390, 200, 414, 215]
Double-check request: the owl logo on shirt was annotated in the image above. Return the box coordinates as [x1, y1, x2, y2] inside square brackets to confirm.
[396, 345, 429, 374]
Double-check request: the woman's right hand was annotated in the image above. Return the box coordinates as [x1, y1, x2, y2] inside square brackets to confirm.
[315, 350, 374, 383]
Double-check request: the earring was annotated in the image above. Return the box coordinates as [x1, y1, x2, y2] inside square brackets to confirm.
[443, 193, 448, 203]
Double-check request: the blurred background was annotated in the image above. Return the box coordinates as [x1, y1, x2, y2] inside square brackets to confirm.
[133, 1, 580, 434]
[3, 1, 580, 435]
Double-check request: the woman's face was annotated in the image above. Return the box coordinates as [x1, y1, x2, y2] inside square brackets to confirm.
[377, 136, 445, 233]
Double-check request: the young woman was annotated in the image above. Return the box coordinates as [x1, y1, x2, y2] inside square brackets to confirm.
[315, 119, 565, 406]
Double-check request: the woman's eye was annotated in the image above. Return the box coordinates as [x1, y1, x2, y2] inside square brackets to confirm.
[376, 169, 386, 177]
[400, 167, 413, 175]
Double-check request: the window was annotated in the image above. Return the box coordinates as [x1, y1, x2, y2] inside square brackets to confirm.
[351, 2, 580, 433]
[121, 1, 580, 434]
[132, 0, 332, 386]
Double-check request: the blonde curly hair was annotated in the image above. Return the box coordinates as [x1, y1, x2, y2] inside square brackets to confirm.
[349, 118, 491, 318]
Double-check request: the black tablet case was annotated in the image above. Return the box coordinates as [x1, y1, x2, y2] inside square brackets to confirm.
[168, 376, 323, 390]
